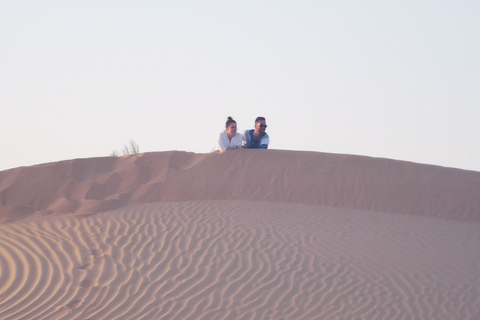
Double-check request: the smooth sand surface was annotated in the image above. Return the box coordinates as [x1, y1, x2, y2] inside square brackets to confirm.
[1, 150, 479, 319]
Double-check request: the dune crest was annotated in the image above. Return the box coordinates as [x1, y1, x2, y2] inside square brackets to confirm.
[1, 150, 479, 223]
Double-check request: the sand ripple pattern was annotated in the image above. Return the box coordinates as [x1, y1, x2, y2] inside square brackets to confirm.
[1, 201, 479, 319]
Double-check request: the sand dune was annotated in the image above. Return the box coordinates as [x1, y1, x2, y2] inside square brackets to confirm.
[1, 150, 479, 319]
[1, 150, 479, 223]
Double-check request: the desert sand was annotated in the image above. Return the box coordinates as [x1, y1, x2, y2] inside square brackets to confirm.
[0, 150, 479, 319]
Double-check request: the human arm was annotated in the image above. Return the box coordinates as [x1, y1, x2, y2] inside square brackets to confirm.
[242, 130, 249, 148]
[215, 131, 229, 152]
[228, 133, 243, 150]
[259, 134, 269, 149]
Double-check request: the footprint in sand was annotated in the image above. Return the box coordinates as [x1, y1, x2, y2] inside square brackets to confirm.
[90, 249, 104, 257]
[65, 299, 83, 309]
[80, 279, 97, 288]
[79, 262, 93, 270]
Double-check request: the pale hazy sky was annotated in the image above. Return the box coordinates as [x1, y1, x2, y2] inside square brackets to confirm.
[1, 1, 479, 172]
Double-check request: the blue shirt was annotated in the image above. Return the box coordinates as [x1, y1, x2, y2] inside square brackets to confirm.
[242, 129, 269, 149]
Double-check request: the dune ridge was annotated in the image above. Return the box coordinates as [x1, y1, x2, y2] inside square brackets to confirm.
[1, 150, 479, 223]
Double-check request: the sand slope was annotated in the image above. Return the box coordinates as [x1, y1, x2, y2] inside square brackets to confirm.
[0, 150, 479, 319]
[1, 150, 479, 223]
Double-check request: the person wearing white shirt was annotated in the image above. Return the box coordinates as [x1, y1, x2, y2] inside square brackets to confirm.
[214, 116, 243, 153]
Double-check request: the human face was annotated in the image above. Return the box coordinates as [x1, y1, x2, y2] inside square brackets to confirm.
[255, 120, 267, 133]
[226, 123, 237, 136]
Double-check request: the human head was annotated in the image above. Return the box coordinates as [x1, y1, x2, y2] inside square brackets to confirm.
[225, 116, 237, 135]
[254, 116, 267, 133]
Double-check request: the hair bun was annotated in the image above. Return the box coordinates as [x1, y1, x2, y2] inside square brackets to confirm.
[225, 116, 236, 128]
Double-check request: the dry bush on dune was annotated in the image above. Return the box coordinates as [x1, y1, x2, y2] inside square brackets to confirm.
[110, 140, 140, 157]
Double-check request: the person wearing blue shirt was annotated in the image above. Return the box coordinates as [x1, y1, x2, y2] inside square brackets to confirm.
[242, 117, 269, 149]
